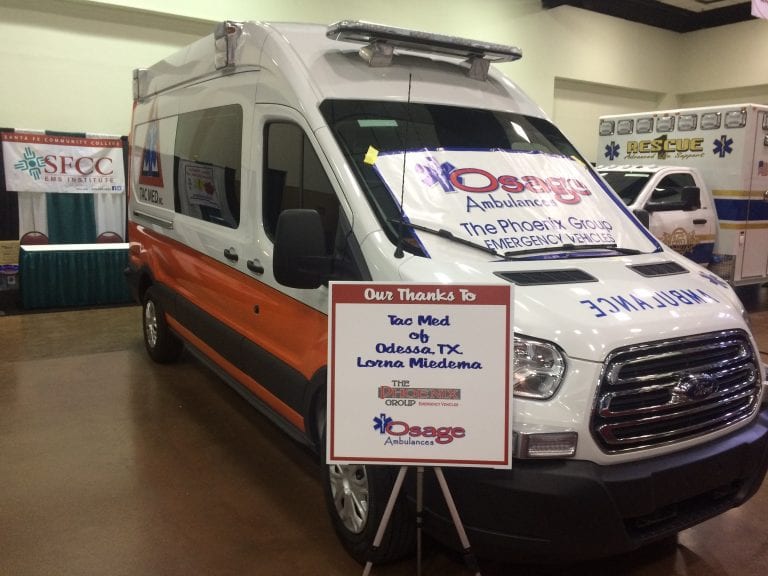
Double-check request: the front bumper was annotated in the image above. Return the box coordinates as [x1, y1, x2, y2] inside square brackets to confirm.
[415, 407, 768, 563]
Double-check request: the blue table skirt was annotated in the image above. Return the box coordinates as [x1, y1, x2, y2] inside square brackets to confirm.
[20, 244, 131, 309]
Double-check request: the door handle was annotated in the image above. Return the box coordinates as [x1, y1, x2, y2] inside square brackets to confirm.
[693, 219, 707, 225]
[224, 247, 239, 262]
[247, 259, 264, 275]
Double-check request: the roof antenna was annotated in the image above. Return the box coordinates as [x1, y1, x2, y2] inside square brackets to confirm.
[394, 73, 413, 259]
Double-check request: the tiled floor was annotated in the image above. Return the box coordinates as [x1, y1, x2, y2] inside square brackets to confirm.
[1, 289, 767, 576]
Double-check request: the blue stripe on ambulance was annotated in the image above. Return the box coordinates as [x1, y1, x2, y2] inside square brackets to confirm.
[683, 241, 715, 265]
[714, 198, 768, 221]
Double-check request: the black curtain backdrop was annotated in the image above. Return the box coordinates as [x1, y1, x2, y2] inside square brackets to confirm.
[0, 128, 20, 241]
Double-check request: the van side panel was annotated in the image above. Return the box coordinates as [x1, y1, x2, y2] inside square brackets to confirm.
[129, 221, 328, 432]
[168, 317, 305, 431]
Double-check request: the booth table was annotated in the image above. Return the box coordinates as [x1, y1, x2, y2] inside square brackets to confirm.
[19, 243, 132, 309]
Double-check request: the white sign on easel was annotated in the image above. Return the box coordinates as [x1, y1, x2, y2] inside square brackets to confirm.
[328, 282, 513, 469]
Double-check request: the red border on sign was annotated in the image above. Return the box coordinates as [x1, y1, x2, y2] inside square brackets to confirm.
[328, 282, 512, 468]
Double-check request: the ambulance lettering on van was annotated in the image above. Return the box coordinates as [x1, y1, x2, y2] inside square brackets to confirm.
[579, 287, 720, 318]
[128, 20, 768, 566]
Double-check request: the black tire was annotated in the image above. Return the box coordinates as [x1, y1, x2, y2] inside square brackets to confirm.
[142, 287, 183, 363]
[321, 432, 415, 564]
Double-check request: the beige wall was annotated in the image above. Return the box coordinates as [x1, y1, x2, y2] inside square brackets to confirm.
[0, 0, 766, 158]
[0, 0, 210, 135]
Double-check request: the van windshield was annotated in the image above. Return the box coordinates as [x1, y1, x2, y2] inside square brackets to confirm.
[320, 100, 657, 259]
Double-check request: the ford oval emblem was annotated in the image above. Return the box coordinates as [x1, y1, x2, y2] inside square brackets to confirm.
[673, 372, 719, 402]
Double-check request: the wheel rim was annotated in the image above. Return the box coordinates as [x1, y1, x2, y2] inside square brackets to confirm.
[144, 299, 158, 349]
[328, 463, 369, 534]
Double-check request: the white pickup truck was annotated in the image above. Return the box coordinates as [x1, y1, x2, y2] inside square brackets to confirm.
[597, 164, 720, 271]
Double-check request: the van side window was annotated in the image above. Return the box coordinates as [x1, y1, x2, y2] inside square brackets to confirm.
[174, 105, 242, 228]
[263, 122, 339, 251]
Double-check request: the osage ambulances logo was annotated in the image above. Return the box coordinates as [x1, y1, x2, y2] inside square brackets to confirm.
[372, 413, 466, 446]
[415, 155, 591, 205]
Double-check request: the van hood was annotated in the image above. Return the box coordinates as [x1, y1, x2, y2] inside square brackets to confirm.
[396, 250, 747, 362]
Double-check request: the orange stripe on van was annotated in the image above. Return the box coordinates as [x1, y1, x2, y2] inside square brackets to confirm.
[130, 222, 328, 383]
[168, 315, 306, 432]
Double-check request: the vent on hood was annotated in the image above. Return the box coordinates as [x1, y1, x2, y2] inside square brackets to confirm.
[629, 262, 689, 277]
[495, 269, 597, 286]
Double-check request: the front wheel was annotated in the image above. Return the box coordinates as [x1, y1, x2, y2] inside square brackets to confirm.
[142, 287, 183, 363]
[322, 458, 415, 564]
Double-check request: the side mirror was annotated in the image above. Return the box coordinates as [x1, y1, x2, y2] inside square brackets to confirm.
[273, 209, 331, 289]
[633, 209, 650, 228]
[680, 186, 701, 211]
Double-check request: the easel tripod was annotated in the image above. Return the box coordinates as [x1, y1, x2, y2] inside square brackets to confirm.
[362, 465, 482, 576]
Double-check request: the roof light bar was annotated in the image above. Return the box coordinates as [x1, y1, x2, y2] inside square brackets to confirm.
[326, 20, 522, 80]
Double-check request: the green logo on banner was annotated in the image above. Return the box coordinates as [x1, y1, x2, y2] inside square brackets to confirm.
[14, 146, 46, 180]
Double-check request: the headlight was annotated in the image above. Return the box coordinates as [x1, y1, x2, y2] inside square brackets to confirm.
[742, 306, 752, 330]
[513, 336, 566, 399]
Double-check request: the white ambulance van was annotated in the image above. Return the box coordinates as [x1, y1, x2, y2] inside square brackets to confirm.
[597, 104, 768, 287]
[127, 21, 768, 564]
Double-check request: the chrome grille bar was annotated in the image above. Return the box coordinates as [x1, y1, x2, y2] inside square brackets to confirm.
[599, 364, 757, 417]
[592, 330, 761, 452]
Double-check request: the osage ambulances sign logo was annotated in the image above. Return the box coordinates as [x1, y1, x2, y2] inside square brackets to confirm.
[372, 413, 466, 446]
[415, 155, 592, 205]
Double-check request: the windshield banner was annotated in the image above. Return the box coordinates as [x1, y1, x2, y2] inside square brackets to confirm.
[374, 149, 648, 255]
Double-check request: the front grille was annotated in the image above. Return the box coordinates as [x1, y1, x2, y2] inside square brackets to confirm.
[592, 330, 760, 453]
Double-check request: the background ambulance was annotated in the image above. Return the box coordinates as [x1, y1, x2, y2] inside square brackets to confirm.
[597, 104, 768, 287]
[127, 21, 768, 564]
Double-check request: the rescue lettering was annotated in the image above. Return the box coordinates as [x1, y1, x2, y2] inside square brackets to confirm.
[626, 138, 704, 155]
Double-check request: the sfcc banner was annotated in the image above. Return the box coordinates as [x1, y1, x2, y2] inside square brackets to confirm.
[2, 132, 125, 194]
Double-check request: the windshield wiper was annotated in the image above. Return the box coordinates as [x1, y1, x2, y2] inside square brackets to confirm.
[390, 223, 643, 261]
[504, 243, 644, 260]
[390, 219, 503, 258]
